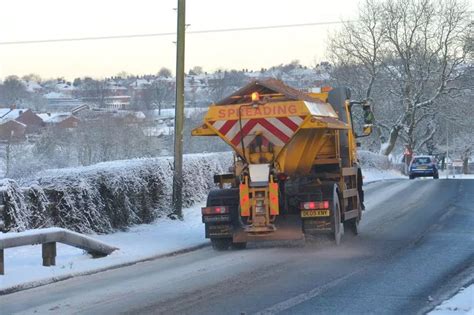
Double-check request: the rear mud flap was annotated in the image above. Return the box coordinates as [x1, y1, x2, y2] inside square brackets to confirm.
[233, 215, 304, 242]
[303, 218, 332, 234]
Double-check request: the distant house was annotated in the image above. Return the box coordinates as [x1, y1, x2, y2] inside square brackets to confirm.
[43, 92, 86, 111]
[128, 79, 151, 103]
[55, 82, 75, 97]
[14, 109, 44, 133]
[0, 120, 26, 141]
[38, 113, 80, 129]
[104, 83, 131, 110]
[0, 108, 44, 134]
[23, 80, 43, 93]
[104, 95, 131, 110]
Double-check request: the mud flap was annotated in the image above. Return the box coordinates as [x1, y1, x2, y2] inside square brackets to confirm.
[233, 215, 304, 242]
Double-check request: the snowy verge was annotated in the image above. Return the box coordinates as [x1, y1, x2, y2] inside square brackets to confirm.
[359, 150, 405, 183]
[363, 168, 405, 183]
[0, 203, 207, 294]
[428, 284, 474, 315]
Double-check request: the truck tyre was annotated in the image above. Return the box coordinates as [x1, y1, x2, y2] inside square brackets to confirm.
[211, 238, 232, 250]
[409, 174, 415, 180]
[332, 185, 343, 245]
[206, 189, 240, 251]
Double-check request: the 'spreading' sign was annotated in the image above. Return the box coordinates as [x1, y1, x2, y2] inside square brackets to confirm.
[217, 104, 298, 119]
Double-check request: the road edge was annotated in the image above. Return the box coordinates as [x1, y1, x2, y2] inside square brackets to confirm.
[417, 260, 474, 314]
[0, 242, 210, 296]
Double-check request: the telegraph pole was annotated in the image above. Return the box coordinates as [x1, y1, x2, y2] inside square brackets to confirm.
[172, 0, 185, 219]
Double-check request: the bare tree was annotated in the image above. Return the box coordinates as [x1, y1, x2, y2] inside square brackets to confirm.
[328, 0, 472, 155]
[208, 70, 248, 103]
[0, 75, 30, 106]
[153, 81, 175, 115]
[80, 77, 108, 107]
[158, 67, 172, 78]
[21, 73, 42, 83]
[189, 66, 204, 76]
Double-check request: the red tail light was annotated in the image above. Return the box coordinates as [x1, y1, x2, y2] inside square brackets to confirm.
[201, 206, 230, 215]
[300, 201, 330, 210]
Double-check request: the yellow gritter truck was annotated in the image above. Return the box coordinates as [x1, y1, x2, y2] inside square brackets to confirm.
[192, 79, 374, 250]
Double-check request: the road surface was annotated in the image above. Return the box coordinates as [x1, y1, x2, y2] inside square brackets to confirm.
[1, 179, 473, 315]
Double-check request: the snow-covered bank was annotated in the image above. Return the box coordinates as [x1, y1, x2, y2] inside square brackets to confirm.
[0, 203, 206, 293]
[428, 284, 474, 314]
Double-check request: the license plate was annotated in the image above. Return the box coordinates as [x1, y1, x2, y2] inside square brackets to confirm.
[301, 210, 330, 218]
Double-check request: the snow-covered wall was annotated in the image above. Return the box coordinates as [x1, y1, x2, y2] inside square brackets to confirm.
[0, 153, 232, 234]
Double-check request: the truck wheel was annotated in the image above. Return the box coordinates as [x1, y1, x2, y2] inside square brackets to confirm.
[232, 242, 247, 250]
[409, 175, 415, 179]
[211, 238, 232, 250]
[332, 186, 343, 245]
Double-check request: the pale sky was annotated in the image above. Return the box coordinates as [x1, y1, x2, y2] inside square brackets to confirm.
[0, 0, 471, 80]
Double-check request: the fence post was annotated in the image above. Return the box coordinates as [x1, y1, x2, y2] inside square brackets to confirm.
[42, 242, 56, 267]
[0, 249, 4, 275]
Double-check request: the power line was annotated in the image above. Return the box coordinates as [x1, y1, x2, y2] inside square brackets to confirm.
[0, 20, 353, 46]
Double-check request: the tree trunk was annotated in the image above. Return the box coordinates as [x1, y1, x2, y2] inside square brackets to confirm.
[5, 139, 11, 177]
[380, 125, 401, 156]
[463, 158, 469, 174]
[461, 148, 471, 175]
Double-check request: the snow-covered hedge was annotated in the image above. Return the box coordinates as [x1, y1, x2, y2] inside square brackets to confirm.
[0, 153, 232, 234]
[358, 150, 392, 170]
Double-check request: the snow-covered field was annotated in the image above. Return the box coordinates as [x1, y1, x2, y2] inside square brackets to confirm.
[0, 167, 404, 293]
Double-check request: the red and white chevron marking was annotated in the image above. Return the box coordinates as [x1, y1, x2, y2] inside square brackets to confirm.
[210, 116, 304, 147]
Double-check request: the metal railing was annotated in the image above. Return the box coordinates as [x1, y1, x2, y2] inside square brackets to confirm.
[0, 227, 119, 275]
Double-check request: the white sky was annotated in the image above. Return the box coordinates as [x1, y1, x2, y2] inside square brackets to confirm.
[0, 0, 471, 80]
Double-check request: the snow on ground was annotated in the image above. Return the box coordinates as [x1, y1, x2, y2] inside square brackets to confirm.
[363, 168, 405, 183]
[1, 167, 405, 293]
[439, 170, 474, 180]
[0, 203, 206, 292]
[428, 284, 474, 315]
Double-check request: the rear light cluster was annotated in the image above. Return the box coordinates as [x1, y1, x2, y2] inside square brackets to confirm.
[300, 201, 329, 210]
[201, 206, 229, 215]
